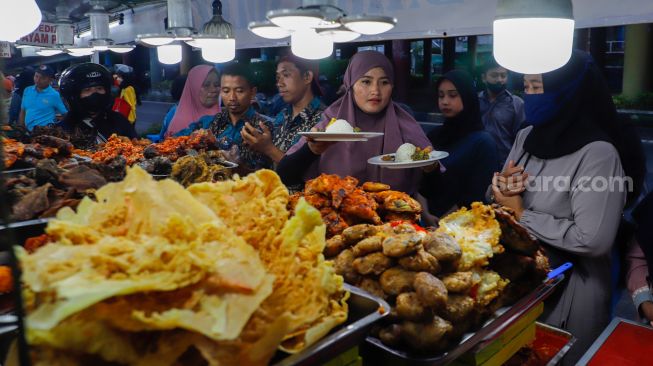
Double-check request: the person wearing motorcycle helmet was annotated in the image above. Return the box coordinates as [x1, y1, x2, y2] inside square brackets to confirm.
[58, 62, 136, 144]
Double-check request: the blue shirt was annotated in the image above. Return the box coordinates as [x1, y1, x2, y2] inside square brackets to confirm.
[21, 85, 68, 131]
[478, 89, 525, 168]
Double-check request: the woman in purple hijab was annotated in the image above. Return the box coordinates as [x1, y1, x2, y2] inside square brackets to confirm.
[276, 51, 431, 194]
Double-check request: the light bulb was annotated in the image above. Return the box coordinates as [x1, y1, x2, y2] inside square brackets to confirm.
[199, 39, 235, 63]
[157, 44, 182, 65]
[0, 0, 42, 42]
[291, 30, 333, 60]
[248, 21, 291, 39]
[493, 18, 574, 74]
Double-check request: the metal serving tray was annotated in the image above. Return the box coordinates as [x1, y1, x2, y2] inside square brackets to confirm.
[272, 283, 390, 366]
[364, 275, 565, 366]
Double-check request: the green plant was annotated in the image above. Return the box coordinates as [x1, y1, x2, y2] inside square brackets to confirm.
[613, 92, 653, 110]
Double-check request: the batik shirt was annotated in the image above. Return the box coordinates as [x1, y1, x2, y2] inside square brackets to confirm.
[176, 107, 274, 172]
[272, 97, 325, 153]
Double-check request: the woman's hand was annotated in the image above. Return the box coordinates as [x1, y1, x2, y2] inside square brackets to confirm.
[242, 122, 274, 153]
[306, 127, 335, 155]
[492, 182, 525, 220]
[494, 160, 529, 197]
[422, 161, 440, 173]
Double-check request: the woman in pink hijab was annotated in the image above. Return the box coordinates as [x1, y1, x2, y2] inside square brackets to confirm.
[165, 65, 220, 136]
[277, 51, 431, 194]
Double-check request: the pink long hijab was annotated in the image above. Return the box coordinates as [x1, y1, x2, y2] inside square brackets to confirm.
[287, 51, 431, 194]
[166, 65, 221, 136]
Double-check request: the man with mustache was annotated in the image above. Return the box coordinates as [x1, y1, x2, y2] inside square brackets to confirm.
[176, 63, 273, 173]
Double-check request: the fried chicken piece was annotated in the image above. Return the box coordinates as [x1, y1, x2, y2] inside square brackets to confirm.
[414, 272, 448, 307]
[423, 231, 462, 267]
[400, 316, 452, 352]
[320, 208, 349, 237]
[382, 233, 422, 257]
[493, 205, 540, 256]
[342, 224, 378, 244]
[340, 189, 382, 224]
[441, 271, 474, 293]
[305, 174, 357, 208]
[375, 190, 422, 213]
[441, 295, 475, 323]
[380, 267, 416, 295]
[324, 235, 347, 258]
[352, 236, 383, 257]
[384, 212, 420, 223]
[362, 181, 391, 193]
[391, 222, 419, 234]
[358, 277, 386, 300]
[399, 249, 441, 274]
[4, 153, 17, 168]
[533, 249, 550, 280]
[353, 252, 394, 276]
[378, 324, 402, 347]
[396, 292, 428, 320]
[489, 252, 534, 281]
[334, 249, 360, 284]
[304, 192, 331, 209]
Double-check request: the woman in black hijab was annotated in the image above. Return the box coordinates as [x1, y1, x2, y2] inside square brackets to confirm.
[491, 50, 645, 365]
[421, 69, 499, 216]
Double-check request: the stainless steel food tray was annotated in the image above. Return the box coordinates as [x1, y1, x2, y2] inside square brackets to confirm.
[364, 274, 565, 366]
[273, 283, 390, 366]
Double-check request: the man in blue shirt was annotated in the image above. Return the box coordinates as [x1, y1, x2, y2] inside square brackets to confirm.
[478, 59, 525, 168]
[176, 63, 273, 173]
[19, 65, 68, 131]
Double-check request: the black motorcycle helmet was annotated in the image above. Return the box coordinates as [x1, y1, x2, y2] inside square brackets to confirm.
[59, 63, 113, 113]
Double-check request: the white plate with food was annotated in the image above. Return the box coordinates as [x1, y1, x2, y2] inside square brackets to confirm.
[299, 118, 384, 141]
[368, 143, 449, 169]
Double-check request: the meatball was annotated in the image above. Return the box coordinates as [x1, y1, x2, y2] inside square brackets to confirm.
[353, 252, 394, 276]
[382, 233, 422, 257]
[441, 271, 474, 293]
[324, 234, 347, 258]
[423, 231, 462, 263]
[378, 324, 402, 347]
[400, 316, 452, 351]
[398, 249, 441, 274]
[358, 277, 386, 300]
[413, 272, 448, 307]
[380, 268, 416, 296]
[342, 224, 378, 244]
[333, 249, 360, 284]
[396, 292, 428, 320]
[352, 236, 383, 257]
[441, 295, 475, 323]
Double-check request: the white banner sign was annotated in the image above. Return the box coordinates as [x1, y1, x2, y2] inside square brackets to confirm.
[18, 22, 74, 47]
[0, 42, 11, 58]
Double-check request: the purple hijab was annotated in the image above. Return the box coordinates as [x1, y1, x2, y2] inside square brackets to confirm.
[287, 51, 431, 194]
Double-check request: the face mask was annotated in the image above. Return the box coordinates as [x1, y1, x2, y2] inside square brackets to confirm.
[523, 92, 561, 126]
[79, 93, 110, 114]
[486, 82, 506, 94]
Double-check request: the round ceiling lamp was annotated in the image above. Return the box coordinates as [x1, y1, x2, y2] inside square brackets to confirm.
[0, 0, 42, 42]
[67, 47, 95, 57]
[493, 0, 574, 74]
[36, 49, 64, 56]
[267, 8, 325, 30]
[137, 33, 175, 46]
[249, 0, 396, 59]
[317, 27, 361, 43]
[157, 44, 182, 65]
[248, 21, 291, 39]
[193, 0, 235, 63]
[291, 29, 333, 60]
[200, 39, 236, 63]
[341, 15, 396, 35]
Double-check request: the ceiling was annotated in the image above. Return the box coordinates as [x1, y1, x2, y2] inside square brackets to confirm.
[35, 0, 163, 22]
